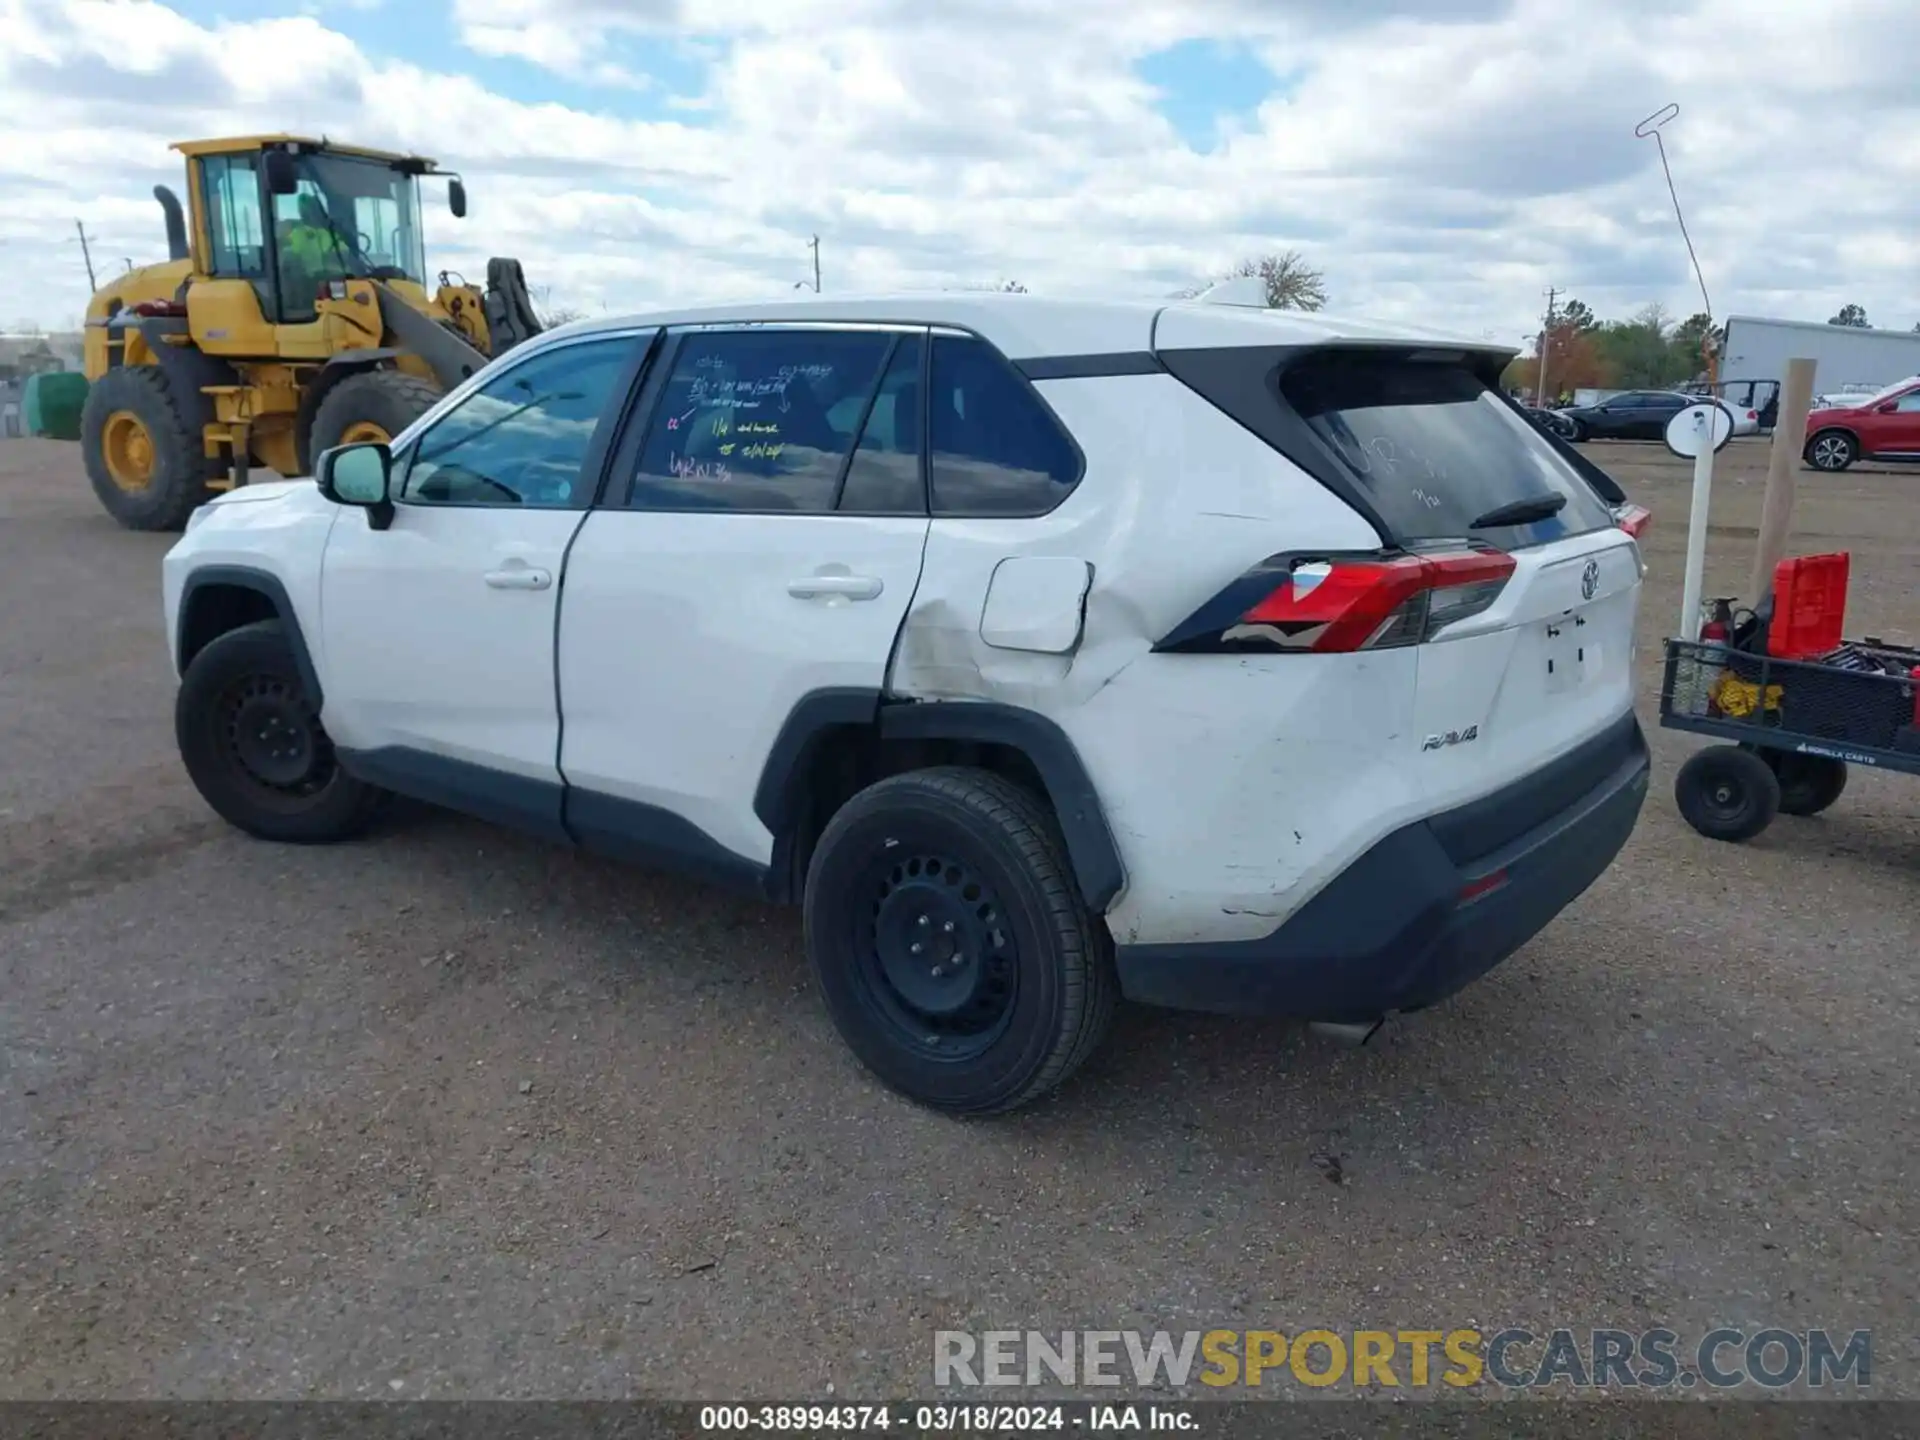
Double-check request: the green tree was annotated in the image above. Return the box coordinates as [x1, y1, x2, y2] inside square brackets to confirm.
[1559, 298, 1599, 331]
[1596, 304, 1690, 388]
[1829, 303, 1869, 328]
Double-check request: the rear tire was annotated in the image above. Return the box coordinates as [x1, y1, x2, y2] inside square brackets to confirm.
[803, 766, 1116, 1115]
[175, 619, 388, 843]
[1804, 429, 1857, 472]
[305, 370, 444, 472]
[1675, 745, 1779, 842]
[1746, 747, 1848, 817]
[1565, 418, 1588, 443]
[80, 365, 207, 531]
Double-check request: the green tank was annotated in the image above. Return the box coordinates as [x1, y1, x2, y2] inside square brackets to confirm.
[23, 371, 89, 441]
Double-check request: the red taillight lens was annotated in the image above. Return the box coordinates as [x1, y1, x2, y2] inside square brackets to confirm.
[1613, 504, 1651, 539]
[1159, 548, 1516, 655]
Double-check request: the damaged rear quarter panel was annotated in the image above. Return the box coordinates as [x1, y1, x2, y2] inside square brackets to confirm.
[887, 368, 1405, 944]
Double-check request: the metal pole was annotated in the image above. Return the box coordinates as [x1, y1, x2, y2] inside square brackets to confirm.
[74, 220, 98, 292]
[1536, 287, 1558, 405]
[811, 235, 821, 293]
[1678, 409, 1717, 641]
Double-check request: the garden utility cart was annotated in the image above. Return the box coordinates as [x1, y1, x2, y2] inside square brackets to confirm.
[1660, 552, 1920, 842]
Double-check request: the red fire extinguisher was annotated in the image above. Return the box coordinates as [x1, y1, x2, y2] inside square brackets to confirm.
[1700, 599, 1734, 714]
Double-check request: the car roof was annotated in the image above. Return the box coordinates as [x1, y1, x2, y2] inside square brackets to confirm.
[552, 290, 1517, 365]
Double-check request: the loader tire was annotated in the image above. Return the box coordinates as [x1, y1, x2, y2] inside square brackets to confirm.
[306, 370, 444, 466]
[81, 365, 207, 532]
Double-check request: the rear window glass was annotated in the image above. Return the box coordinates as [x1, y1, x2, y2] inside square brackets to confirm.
[1279, 353, 1616, 547]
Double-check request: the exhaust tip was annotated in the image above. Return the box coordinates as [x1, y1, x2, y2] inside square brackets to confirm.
[1308, 1019, 1385, 1048]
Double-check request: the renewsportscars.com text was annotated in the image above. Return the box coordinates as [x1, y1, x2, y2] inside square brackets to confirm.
[933, 1327, 1871, 1391]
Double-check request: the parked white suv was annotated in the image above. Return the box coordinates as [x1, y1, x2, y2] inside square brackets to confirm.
[161, 290, 1650, 1113]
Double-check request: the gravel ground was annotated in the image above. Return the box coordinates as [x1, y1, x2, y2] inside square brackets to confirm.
[1, 436, 1916, 1402]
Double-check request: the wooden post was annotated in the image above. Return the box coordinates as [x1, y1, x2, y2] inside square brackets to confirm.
[1747, 357, 1817, 609]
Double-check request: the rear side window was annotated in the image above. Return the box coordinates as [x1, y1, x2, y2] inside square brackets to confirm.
[929, 334, 1083, 517]
[628, 329, 893, 512]
[1279, 353, 1616, 547]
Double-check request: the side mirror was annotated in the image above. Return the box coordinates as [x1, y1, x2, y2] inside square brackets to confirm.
[264, 150, 299, 196]
[1877, 401, 1899, 414]
[316, 443, 395, 529]
[448, 178, 468, 219]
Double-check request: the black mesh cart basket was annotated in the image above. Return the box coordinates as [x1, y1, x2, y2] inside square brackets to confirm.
[1659, 636, 1920, 841]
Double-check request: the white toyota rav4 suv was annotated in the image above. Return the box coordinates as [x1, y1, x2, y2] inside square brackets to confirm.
[161, 288, 1650, 1114]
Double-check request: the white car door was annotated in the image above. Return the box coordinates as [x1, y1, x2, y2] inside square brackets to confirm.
[557, 323, 931, 879]
[317, 329, 655, 835]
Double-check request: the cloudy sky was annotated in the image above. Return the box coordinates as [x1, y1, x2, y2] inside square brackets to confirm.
[1, 0, 1913, 343]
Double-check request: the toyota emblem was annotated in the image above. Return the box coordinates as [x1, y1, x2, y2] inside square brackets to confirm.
[1580, 559, 1600, 601]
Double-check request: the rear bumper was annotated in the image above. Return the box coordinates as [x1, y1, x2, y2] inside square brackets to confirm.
[1114, 717, 1651, 1022]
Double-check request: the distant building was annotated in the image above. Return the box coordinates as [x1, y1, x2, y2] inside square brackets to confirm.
[0, 331, 85, 379]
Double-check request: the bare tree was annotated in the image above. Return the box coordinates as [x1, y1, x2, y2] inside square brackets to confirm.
[540, 306, 589, 328]
[1180, 250, 1329, 311]
[1237, 251, 1328, 311]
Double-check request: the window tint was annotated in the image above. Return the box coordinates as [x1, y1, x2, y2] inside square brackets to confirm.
[629, 329, 894, 512]
[837, 335, 925, 514]
[1279, 353, 1616, 548]
[928, 334, 1082, 517]
[399, 337, 635, 508]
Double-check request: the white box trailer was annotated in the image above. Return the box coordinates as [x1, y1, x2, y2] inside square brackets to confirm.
[1722, 315, 1920, 402]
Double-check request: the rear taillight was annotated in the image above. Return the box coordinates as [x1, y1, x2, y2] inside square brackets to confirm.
[1156, 548, 1516, 655]
[1613, 503, 1651, 539]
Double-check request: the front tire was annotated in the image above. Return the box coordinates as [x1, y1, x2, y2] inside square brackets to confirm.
[803, 767, 1116, 1115]
[1675, 745, 1780, 842]
[305, 370, 444, 472]
[1805, 429, 1857, 472]
[175, 619, 388, 843]
[80, 365, 207, 531]
[1565, 418, 1588, 443]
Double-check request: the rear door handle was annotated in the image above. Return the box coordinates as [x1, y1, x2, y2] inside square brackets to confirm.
[484, 565, 553, 591]
[788, 575, 884, 601]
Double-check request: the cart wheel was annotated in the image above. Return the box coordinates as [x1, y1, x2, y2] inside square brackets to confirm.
[1744, 746, 1848, 817]
[1676, 745, 1780, 842]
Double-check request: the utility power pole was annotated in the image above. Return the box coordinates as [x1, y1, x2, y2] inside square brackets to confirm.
[807, 234, 821, 293]
[74, 219, 99, 292]
[1536, 286, 1560, 404]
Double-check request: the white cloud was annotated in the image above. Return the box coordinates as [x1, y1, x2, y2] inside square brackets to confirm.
[1, 0, 1915, 345]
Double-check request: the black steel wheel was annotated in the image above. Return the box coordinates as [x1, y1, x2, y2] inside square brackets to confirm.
[803, 766, 1116, 1115]
[175, 619, 388, 843]
[1675, 744, 1780, 843]
[1746, 746, 1848, 817]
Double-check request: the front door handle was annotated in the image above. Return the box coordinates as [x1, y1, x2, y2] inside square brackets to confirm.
[788, 574, 884, 601]
[484, 565, 553, 591]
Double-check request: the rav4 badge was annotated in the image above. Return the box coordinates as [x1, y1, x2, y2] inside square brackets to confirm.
[1422, 726, 1480, 751]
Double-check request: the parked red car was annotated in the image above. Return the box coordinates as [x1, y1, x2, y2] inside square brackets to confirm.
[1803, 374, 1920, 472]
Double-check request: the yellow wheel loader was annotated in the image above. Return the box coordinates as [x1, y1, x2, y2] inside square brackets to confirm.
[80, 135, 545, 530]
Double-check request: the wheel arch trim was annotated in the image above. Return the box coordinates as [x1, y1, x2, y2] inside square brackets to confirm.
[176, 566, 324, 709]
[753, 689, 1126, 914]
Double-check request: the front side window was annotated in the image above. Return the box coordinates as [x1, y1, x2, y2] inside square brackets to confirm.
[399, 336, 638, 509]
[1892, 391, 1920, 413]
[628, 328, 895, 512]
[928, 334, 1083, 517]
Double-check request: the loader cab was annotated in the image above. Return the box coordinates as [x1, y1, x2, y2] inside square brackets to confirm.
[179, 137, 451, 331]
